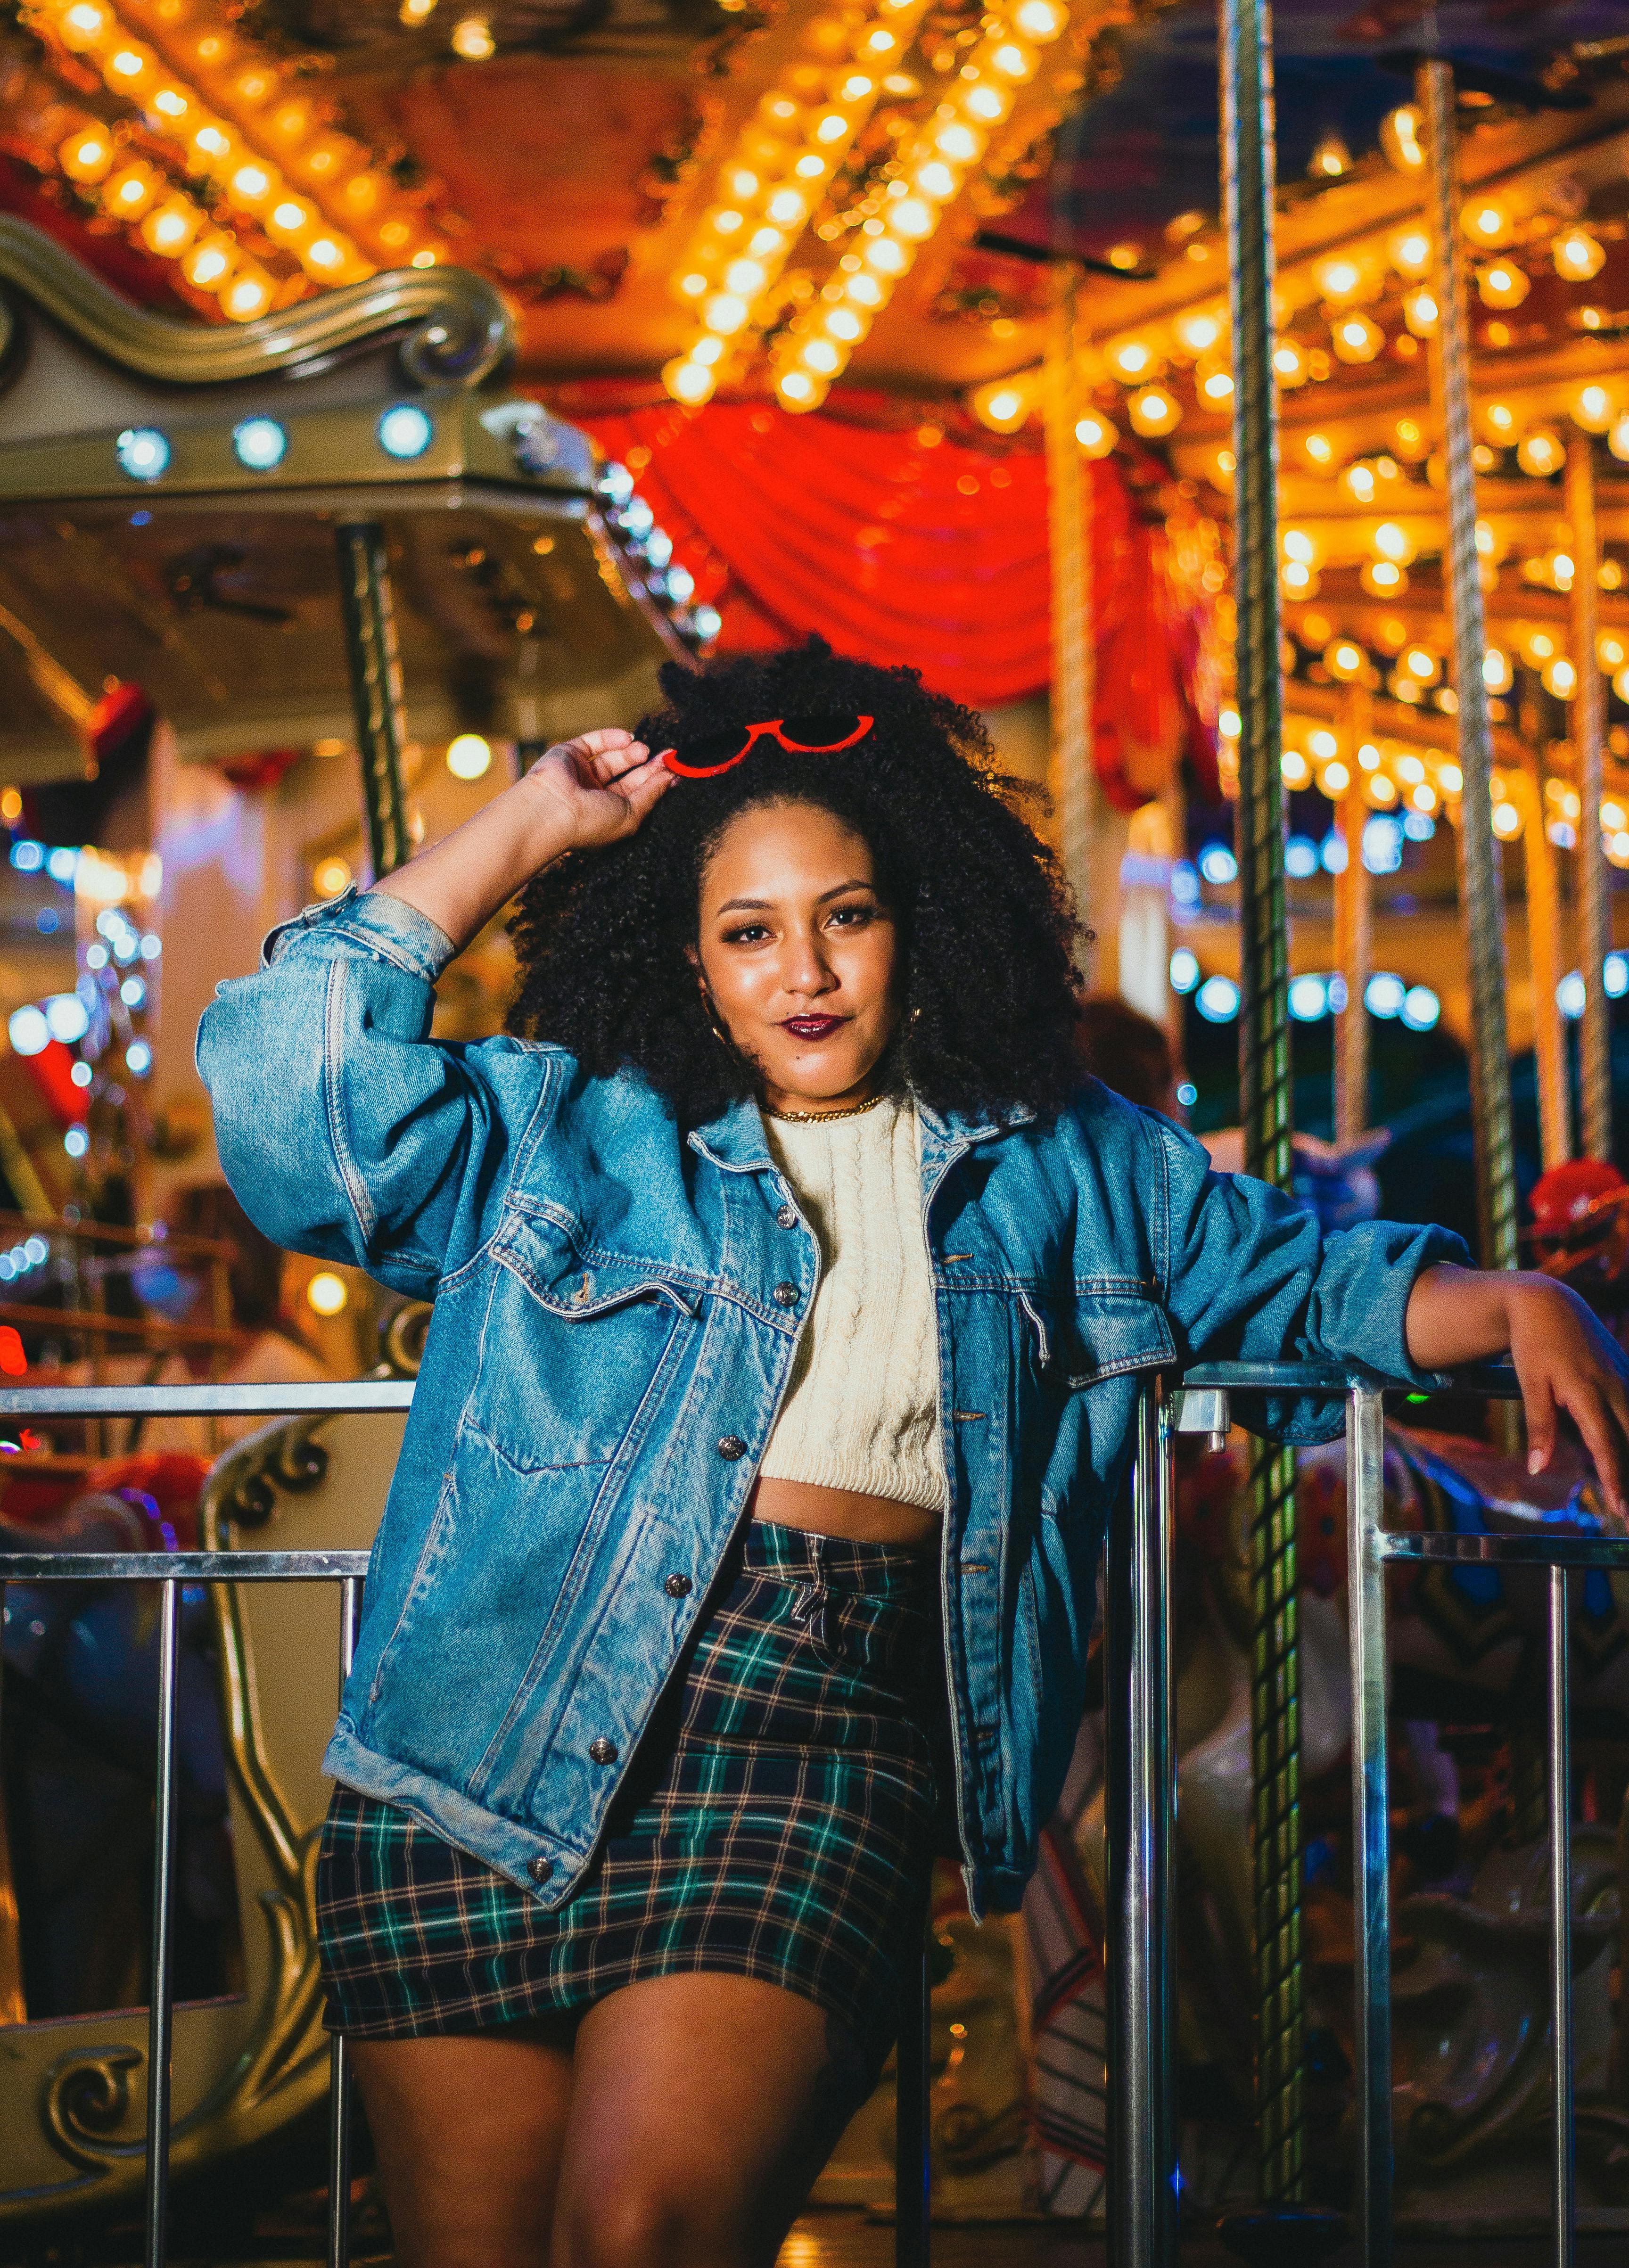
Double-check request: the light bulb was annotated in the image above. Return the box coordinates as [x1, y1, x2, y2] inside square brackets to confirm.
[1476, 261, 1529, 309]
[1481, 402, 1519, 444]
[1012, 0, 1064, 40]
[1372, 521, 1415, 565]
[1074, 412, 1117, 459]
[1175, 309, 1222, 355]
[1127, 386, 1180, 437]
[1402, 289, 1438, 337]
[1109, 339, 1154, 381]
[1272, 339, 1308, 387]
[1572, 385, 1615, 434]
[1333, 312, 1384, 363]
[1379, 104, 1424, 173]
[1316, 256, 1363, 303]
[1461, 200, 1511, 248]
[1343, 462, 1377, 503]
[914, 161, 960, 203]
[936, 123, 983, 164]
[723, 260, 767, 299]
[1553, 228, 1605, 282]
[702, 294, 749, 335]
[1388, 227, 1432, 278]
[989, 41, 1035, 81]
[664, 357, 715, 406]
[800, 337, 842, 376]
[1517, 428, 1565, 477]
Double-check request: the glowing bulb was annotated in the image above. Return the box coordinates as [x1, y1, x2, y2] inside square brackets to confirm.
[141, 203, 197, 256]
[1362, 559, 1406, 595]
[1401, 289, 1438, 337]
[1127, 386, 1180, 437]
[936, 123, 982, 164]
[450, 15, 495, 58]
[914, 161, 960, 203]
[1109, 339, 1153, 382]
[1388, 227, 1432, 278]
[306, 238, 344, 271]
[777, 369, 822, 411]
[1543, 656, 1578, 700]
[702, 294, 749, 336]
[766, 189, 807, 228]
[270, 199, 310, 233]
[1554, 228, 1605, 282]
[1316, 256, 1363, 303]
[664, 357, 715, 406]
[1282, 528, 1317, 566]
[446, 733, 492, 779]
[797, 337, 841, 377]
[1325, 640, 1365, 682]
[153, 89, 189, 119]
[59, 131, 112, 182]
[1462, 201, 1511, 248]
[1401, 646, 1438, 683]
[61, 3, 109, 44]
[1572, 385, 1615, 434]
[1477, 262, 1529, 309]
[1272, 339, 1307, 387]
[989, 41, 1035, 80]
[1333, 312, 1383, 363]
[963, 84, 1006, 123]
[1491, 800, 1523, 840]
[1380, 104, 1424, 173]
[230, 164, 271, 203]
[307, 1271, 349, 1317]
[690, 336, 724, 366]
[223, 275, 272, 321]
[814, 111, 849, 144]
[1074, 412, 1117, 459]
[109, 47, 146, 78]
[844, 270, 884, 308]
[1343, 462, 1377, 503]
[1200, 369, 1234, 405]
[1517, 428, 1565, 477]
[863, 236, 909, 277]
[822, 306, 866, 343]
[723, 260, 767, 299]
[1012, 0, 1064, 40]
[1482, 402, 1518, 444]
[1175, 309, 1222, 355]
[182, 239, 233, 287]
[676, 271, 708, 300]
[1303, 434, 1333, 468]
[889, 198, 936, 241]
[1372, 521, 1415, 565]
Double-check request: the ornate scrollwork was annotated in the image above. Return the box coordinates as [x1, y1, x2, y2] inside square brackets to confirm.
[382, 1301, 431, 1379]
[42, 2046, 143, 2169]
[0, 219, 514, 394]
[220, 1419, 332, 1530]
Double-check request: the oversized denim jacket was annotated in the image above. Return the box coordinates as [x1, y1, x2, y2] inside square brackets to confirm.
[197, 887, 1467, 1915]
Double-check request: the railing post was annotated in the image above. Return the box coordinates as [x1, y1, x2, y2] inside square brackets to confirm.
[329, 1575, 362, 2268]
[1106, 1376, 1177, 2268]
[1346, 1387, 1391, 2268]
[145, 1576, 181, 2268]
[1548, 1567, 1575, 2268]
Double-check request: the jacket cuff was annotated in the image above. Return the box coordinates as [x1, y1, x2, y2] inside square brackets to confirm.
[1367, 1222, 1474, 1391]
[261, 884, 457, 983]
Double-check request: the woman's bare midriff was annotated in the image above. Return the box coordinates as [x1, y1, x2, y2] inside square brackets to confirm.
[750, 1475, 939, 1548]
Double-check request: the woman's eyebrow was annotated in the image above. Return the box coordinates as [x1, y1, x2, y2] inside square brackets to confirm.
[713, 879, 875, 916]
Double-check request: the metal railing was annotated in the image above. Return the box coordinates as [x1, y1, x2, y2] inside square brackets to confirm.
[1108, 1362, 1629, 2268]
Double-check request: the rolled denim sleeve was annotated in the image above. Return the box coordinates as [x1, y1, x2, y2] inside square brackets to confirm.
[1153, 1114, 1471, 1441]
[197, 887, 557, 1297]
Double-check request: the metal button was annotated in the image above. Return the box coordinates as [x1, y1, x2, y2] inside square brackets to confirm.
[772, 1281, 799, 1308]
[775, 1205, 798, 1230]
[527, 1855, 553, 1883]
[717, 1435, 747, 1460]
[589, 1737, 619, 1765]
[664, 1573, 693, 1598]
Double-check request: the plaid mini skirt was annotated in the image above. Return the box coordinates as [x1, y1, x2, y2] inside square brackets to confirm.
[314, 1520, 946, 2062]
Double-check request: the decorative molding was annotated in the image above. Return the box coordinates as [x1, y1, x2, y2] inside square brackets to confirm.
[0, 219, 514, 391]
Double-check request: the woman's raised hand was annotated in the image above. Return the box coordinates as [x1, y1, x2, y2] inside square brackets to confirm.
[525, 728, 672, 851]
[371, 725, 672, 954]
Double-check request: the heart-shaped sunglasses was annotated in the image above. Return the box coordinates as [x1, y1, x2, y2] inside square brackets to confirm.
[658, 713, 874, 780]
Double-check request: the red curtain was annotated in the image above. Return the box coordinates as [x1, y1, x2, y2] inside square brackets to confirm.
[571, 397, 1219, 808]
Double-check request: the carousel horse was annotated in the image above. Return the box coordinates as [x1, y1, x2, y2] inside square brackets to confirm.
[1026, 1149, 1629, 2224]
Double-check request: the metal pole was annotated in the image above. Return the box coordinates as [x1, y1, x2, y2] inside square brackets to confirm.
[1106, 1378, 1177, 2268]
[1347, 1387, 1392, 2268]
[328, 1576, 362, 2268]
[1568, 441, 1612, 1162]
[1418, 57, 1519, 1272]
[1045, 269, 1095, 934]
[335, 523, 411, 883]
[894, 1921, 932, 2268]
[1548, 1566, 1575, 2268]
[1522, 759, 1572, 1170]
[1334, 682, 1373, 1144]
[145, 1578, 181, 2268]
[1223, 0, 1305, 2209]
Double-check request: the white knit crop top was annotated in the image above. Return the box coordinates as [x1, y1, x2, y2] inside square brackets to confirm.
[759, 1095, 948, 1515]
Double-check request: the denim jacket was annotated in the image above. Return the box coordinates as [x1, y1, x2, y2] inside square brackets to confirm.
[197, 887, 1465, 1915]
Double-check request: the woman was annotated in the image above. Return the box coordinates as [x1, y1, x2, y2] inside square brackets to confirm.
[200, 643, 1629, 2268]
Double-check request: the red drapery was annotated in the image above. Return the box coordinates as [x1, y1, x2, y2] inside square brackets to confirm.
[570, 398, 1220, 810]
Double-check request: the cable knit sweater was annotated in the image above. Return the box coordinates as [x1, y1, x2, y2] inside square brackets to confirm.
[759, 1095, 949, 1514]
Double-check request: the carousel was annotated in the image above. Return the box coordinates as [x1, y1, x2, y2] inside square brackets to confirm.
[0, 0, 1626, 2261]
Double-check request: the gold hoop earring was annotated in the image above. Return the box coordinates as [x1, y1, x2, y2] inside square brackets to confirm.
[699, 985, 733, 1051]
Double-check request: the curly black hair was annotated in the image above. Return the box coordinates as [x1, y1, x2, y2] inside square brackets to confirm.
[507, 640, 1086, 1125]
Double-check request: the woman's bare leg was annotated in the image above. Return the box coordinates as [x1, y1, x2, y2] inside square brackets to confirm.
[550, 1972, 872, 2268]
[349, 2018, 578, 2268]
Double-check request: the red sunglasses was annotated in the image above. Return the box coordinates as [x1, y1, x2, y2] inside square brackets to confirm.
[659, 713, 874, 780]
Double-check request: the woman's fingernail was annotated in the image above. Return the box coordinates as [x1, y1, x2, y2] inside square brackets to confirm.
[1528, 1450, 1544, 1473]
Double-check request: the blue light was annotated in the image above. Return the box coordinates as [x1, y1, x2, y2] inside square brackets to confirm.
[644, 530, 673, 569]
[34, 909, 56, 935]
[64, 1126, 87, 1159]
[692, 604, 721, 641]
[599, 461, 634, 505]
[1195, 974, 1241, 1023]
[378, 404, 433, 460]
[621, 497, 655, 540]
[1402, 810, 1436, 842]
[1320, 831, 1347, 874]
[120, 976, 145, 1008]
[46, 846, 77, 884]
[1366, 972, 1407, 1019]
[666, 565, 695, 604]
[1288, 973, 1329, 1021]
[1327, 974, 1349, 1012]
[10, 839, 42, 872]
[1606, 952, 1629, 999]
[233, 416, 287, 472]
[1176, 1081, 1197, 1108]
[115, 427, 170, 482]
[1198, 842, 1237, 886]
[1362, 816, 1404, 874]
[1557, 970, 1587, 1021]
[8, 1007, 48, 1057]
[1170, 860, 1201, 908]
[125, 1039, 152, 1076]
[1169, 947, 1201, 994]
[1401, 984, 1441, 1031]
[44, 994, 88, 1045]
[1284, 834, 1318, 880]
[130, 509, 150, 526]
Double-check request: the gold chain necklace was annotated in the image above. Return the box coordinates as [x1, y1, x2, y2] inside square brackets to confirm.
[763, 1092, 888, 1125]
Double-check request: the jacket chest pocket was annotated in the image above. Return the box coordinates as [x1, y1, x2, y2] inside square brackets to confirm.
[1016, 1285, 1173, 1389]
[474, 1204, 703, 1474]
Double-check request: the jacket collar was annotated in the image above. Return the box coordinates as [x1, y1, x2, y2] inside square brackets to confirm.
[687, 1092, 1035, 1175]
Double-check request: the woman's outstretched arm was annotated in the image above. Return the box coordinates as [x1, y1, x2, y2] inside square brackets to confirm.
[1406, 1262, 1629, 1512]
[373, 727, 671, 952]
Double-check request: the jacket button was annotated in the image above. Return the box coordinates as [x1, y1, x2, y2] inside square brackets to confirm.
[772, 1282, 799, 1308]
[589, 1737, 619, 1765]
[717, 1435, 747, 1460]
[775, 1205, 798, 1230]
[527, 1855, 553, 1883]
[664, 1573, 693, 1597]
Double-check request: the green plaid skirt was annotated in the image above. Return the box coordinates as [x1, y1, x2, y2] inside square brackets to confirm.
[315, 1520, 946, 2061]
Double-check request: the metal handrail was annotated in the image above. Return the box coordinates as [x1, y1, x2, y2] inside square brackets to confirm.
[1110, 1362, 1622, 2268]
[0, 1376, 937, 2268]
[0, 1380, 409, 2268]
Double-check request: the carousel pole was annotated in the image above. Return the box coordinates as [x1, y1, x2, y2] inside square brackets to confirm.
[1522, 759, 1571, 1171]
[1045, 267, 1094, 933]
[1221, 0, 1310, 2226]
[1334, 682, 1373, 1142]
[1568, 439, 1613, 1160]
[1418, 59, 1519, 1270]
[336, 522, 411, 882]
